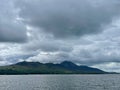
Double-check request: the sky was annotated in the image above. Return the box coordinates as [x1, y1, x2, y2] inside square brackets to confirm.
[0, 0, 120, 72]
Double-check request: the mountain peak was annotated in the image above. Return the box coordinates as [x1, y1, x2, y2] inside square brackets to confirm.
[0, 61, 107, 74]
[15, 61, 42, 67]
[60, 61, 78, 70]
[61, 61, 76, 65]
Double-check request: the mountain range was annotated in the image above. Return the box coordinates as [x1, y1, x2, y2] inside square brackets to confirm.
[0, 61, 109, 74]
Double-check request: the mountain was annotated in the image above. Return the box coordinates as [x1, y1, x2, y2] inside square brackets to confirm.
[0, 61, 107, 74]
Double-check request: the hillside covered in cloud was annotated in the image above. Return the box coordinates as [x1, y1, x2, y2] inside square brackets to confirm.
[0, 0, 120, 72]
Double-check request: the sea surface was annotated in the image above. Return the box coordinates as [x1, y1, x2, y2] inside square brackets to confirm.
[0, 74, 119, 90]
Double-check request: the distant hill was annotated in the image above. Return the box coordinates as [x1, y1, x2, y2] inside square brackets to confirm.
[0, 61, 108, 74]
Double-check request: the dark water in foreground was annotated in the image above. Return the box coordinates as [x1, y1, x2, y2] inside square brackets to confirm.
[0, 75, 119, 90]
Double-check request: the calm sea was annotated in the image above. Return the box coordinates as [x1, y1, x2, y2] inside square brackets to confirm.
[0, 75, 119, 90]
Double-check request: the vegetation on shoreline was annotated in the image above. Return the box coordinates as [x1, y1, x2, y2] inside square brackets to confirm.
[0, 61, 108, 75]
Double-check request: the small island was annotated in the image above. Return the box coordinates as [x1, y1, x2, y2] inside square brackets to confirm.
[0, 61, 112, 75]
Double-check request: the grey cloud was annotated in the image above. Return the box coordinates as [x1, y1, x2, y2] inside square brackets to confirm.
[0, 24, 27, 42]
[93, 62, 120, 72]
[1, 0, 120, 72]
[0, 0, 27, 42]
[0, 57, 4, 61]
[22, 29, 73, 52]
[15, 0, 120, 38]
[24, 19, 120, 67]
[24, 39, 73, 52]
[6, 54, 35, 64]
[70, 48, 120, 66]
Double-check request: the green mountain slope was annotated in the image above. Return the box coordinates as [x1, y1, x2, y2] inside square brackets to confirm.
[0, 61, 107, 74]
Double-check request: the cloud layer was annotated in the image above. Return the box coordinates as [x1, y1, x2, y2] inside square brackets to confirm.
[0, 0, 120, 72]
[0, 0, 27, 42]
[16, 0, 120, 38]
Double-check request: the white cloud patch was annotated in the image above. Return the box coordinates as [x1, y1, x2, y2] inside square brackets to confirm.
[93, 62, 120, 72]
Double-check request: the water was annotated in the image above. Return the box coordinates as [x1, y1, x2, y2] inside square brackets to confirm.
[0, 74, 119, 90]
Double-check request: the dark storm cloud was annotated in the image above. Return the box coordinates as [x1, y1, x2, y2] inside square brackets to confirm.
[0, 0, 27, 42]
[23, 36, 73, 52]
[0, 28, 27, 42]
[1, 0, 120, 72]
[0, 57, 4, 61]
[15, 0, 120, 38]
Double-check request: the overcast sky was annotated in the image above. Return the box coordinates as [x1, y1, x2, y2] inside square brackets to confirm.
[0, 0, 120, 72]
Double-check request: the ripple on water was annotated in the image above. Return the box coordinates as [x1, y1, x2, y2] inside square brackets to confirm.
[0, 75, 119, 90]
